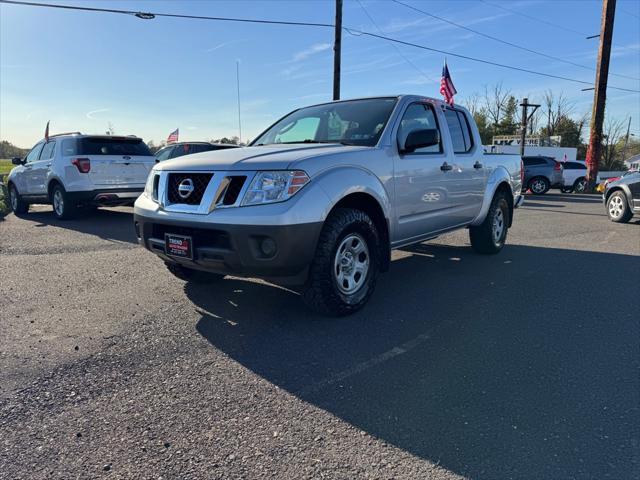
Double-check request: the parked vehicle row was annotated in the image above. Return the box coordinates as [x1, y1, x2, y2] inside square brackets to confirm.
[8, 134, 155, 219]
[522, 155, 563, 195]
[154, 142, 238, 162]
[133, 95, 524, 315]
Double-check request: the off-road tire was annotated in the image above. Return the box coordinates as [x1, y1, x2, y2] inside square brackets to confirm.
[165, 261, 225, 283]
[8, 183, 29, 215]
[469, 191, 510, 254]
[606, 191, 633, 223]
[51, 183, 79, 220]
[302, 208, 381, 316]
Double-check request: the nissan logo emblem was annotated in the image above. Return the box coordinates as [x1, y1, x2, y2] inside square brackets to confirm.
[177, 178, 195, 199]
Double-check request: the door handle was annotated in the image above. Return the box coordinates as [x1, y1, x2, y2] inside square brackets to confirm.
[440, 162, 453, 171]
[474, 161, 483, 169]
[46, 163, 52, 167]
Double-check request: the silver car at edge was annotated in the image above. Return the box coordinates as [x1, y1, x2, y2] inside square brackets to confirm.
[134, 95, 523, 315]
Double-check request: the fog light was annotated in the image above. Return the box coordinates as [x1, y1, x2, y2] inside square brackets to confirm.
[260, 237, 277, 257]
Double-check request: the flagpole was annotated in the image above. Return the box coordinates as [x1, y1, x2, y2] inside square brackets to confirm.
[236, 60, 242, 144]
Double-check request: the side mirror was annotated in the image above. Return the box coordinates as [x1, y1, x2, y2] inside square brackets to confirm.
[11, 157, 24, 165]
[402, 129, 440, 154]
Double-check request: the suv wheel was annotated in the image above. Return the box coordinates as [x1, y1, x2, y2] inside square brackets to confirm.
[573, 177, 587, 193]
[528, 177, 550, 195]
[164, 262, 224, 283]
[51, 183, 78, 220]
[469, 191, 510, 254]
[8, 184, 29, 215]
[607, 191, 633, 223]
[302, 208, 380, 316]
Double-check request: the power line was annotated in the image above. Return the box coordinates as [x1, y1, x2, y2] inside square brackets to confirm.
[1, 0, 638, 94]
[391, 0, 639, 82]
[356, 0, 438, 85]
[478, 0, 588, 37]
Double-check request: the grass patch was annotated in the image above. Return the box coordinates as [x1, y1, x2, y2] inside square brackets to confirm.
[0, 160, 12, 218]
[0, 159, 14, 176]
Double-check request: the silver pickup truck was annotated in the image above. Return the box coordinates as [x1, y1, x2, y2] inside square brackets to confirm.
[134, 95, 523, 315]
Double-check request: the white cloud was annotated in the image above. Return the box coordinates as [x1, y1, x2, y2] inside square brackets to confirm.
[292, 43, 332, 62]
[205, 39, 249, 53]
[86, 108, 110, 119]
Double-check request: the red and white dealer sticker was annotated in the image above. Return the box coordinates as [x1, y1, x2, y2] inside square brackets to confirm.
[164, 234, 193, 260]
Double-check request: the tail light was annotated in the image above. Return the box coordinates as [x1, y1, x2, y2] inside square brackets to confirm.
[72, 158, 91, 173]
[554, 161, 562, 171]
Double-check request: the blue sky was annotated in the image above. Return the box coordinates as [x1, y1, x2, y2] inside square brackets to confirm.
[1, 0, 639, 148]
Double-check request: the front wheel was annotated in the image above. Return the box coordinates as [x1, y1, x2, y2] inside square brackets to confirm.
[469, 191, 510, 254]
[607, 191, 633, 223]
[8, 184, 29, 215]
[302, 208, 380, 316]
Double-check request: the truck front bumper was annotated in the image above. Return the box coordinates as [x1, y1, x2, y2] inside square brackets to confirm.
[134, 212, 322, 283]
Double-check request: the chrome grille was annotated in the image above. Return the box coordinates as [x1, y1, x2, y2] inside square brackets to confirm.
[167, 173, 213, 205]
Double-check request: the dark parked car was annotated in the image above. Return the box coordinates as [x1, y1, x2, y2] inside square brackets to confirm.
[603, 170, 640, 223]
[522, 156, 563, 194]
[154, 142, 239, 162]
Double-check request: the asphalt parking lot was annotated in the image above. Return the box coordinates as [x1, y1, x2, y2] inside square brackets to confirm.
[1, 193, 638, 480]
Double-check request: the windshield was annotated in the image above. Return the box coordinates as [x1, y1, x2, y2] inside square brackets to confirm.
[252, 97, 398, 147]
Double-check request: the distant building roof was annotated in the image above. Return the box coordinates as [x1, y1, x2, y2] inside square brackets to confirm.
[625, 153, 640, 166]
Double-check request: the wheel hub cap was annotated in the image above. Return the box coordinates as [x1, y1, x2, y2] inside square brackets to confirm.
[54, 190, 63, 215]
[493, 209, 504, 243]
[609, 196, 623, 218]
[334, 233, 369, 295]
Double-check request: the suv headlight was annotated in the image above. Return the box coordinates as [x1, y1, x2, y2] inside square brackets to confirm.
[242, 170, 309, 206]
[144, 170, 159, 202]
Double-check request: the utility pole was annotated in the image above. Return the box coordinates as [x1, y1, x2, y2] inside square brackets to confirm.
[519, 98, 540, 158]
[333, 0, 342, 101]
[620, 116, 632, 162]
[585, 0, 616, 190]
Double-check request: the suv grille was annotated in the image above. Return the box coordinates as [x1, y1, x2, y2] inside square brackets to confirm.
[167, 173, 213, 205]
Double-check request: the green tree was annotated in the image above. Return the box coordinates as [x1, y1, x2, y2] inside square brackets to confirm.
[0, 140, 29, 159]
[495, 96, 518, 136]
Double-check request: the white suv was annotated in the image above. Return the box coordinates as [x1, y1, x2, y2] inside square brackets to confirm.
[7, 133, 156, 219]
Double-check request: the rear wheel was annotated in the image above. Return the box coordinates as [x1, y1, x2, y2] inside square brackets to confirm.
[607, 191, 633, 223]
[573, 177, 587, 193]
[302, 208, 380, 316]
[51, 183, 79, 220]
[469, 191, 510, 254]
[528, 177, 550, 195]
[164, 262, 224, 283]
[8, 184, 29, 215]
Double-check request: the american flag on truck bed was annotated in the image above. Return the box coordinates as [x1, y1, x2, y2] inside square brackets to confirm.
[167, 128, 179, 143]
[440, 61, 457, 106]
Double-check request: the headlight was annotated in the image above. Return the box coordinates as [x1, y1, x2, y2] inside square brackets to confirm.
[144, 170, 159, 202]
[242, 170, 309, 206]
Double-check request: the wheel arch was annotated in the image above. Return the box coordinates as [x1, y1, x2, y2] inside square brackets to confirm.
[328, 192, 391, 272]
[47, 177, 63, 199]
[471, 166, 514, 226]
[605, 185, 632, 206]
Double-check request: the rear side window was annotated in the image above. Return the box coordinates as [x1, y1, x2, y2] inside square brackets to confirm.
[523, 157, 546, 166]
[565, 162, 586, 170]
[444, 109, 473, 153]
[40, 141, 56, 160]
[67, 137, 152, 156]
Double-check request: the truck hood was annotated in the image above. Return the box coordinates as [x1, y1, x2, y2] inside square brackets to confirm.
[156, 143, 369, 172]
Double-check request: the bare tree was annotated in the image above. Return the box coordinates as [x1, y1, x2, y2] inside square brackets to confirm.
[542, 90, 574, 137]
[602, 117, 626, 170]
[483, 82, 511, 127]
[462, 92, 482, 117]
